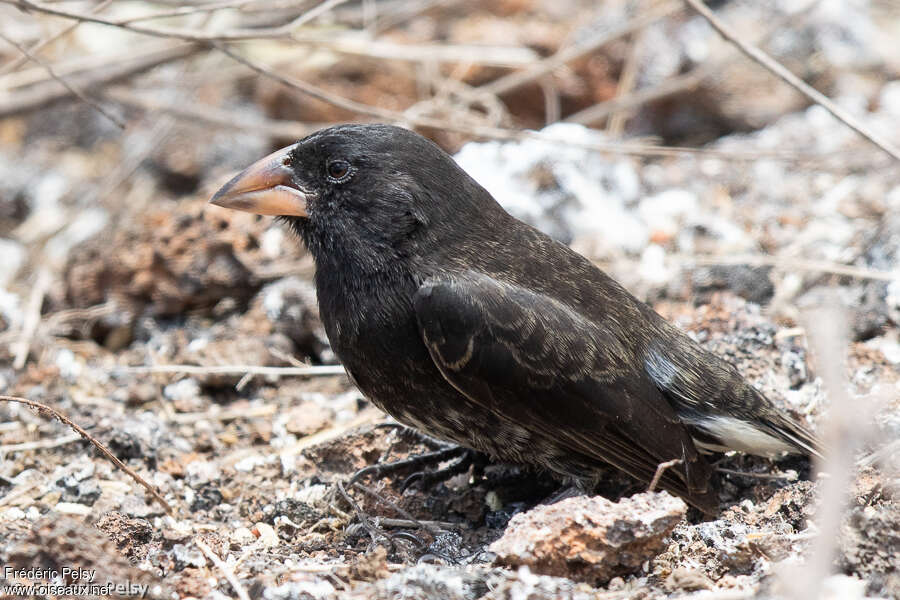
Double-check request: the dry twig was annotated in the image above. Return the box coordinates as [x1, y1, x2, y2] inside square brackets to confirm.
[683, 0, 900, 162]
[195, 537, 251, 600]
[0, 0, 114, 76]
[0, 43, 197, 118]
[116, 364, 347, 377]
[647, 458, 682, 493]
[679, 254, 899, 282]
[0, 433, 81, 454]
[0, 395, 174, 516]
[0, 29, 125, 127]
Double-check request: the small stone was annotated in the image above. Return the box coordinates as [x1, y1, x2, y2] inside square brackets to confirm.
[185, 460, 221, 488]
[172, 543, 207, 569]
[665, 566, 714, 592]
[253, 522, 279, 547]
[284, 401, 333, 436]
[231, 527, 256, 545]
[490, 492, 687, 585]
[55, 502, 93, 516]
[1, 507, 26, 521]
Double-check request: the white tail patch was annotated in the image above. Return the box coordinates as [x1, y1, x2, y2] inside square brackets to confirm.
[691, 415, 796, 457]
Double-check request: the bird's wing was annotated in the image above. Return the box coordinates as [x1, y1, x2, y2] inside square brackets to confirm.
[413, 272, 716, 513]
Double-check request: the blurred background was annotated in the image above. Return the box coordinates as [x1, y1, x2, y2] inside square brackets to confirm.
[0, 1, 899, 598]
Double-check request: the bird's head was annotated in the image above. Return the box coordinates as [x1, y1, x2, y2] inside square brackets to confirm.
[210, 124, 497, 275]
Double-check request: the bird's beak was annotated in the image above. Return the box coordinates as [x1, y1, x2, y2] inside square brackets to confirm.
[209, 145, 308, 217]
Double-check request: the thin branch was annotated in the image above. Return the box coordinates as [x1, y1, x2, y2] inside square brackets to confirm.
[105, 87, 318, 139]
[566, 64, 714, 126]
[683, 0, 900, 163]
[113, 0, 262, 25]
[213, 41, 399, 120]
[353, 482, 443, 534]
[678, 254, 898, 282]
[716, 467, 798, 481]
[0, 396, 174, 516]
[0, 43, 198, 118]
[195, 538, 251, 600]
[0, 30, 125, 128]
[647, 458, 682, 493]
[3, 0, 290, 42]
[11, 268, 51, 370]
[481, 1, 681, 97]
[0, 0, 114, 76]
[567, 0, 824, 127]
[0, 433, 81, 453]
[4, 0, 536, 66]
[114, 364, 348, 377]
[211, 44, 850, 164]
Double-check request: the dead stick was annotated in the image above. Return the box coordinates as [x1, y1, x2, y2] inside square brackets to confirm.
[683, 0, 900, 162]
[0, 30, 125, 128]
[647, 458, 682, 493]
[0, 395, 174, 516]
[195, 538, 251, 600]
[0, 0, 114, 76]
[0, 43, 197, 119]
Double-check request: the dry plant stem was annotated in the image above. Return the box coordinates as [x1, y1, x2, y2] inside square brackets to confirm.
[115, 0, 263, 24]
[377, 518, 463, 530]
[647, 458, 682, 493]
[335, 481, 393, 550]
[117, 364, 347, 377]
[204, 46, 844, 163]
[12, 268, 51, 370]
[481, 1, 681, 96]
[680, 253, 899, 282]
[213, 42, 398, 121]
[0, 0, 114, 76]
[606, 30, 645, 137]
[567, 65, 713, 126]
[4, 0, 534, 66]
[0, 39, 191, 90]
[716, 467, 798, 481]
[0, 43, 197, 118]
[195, 537, 251, 600]
[567, 0, 824, 126]
[352, 482, 442, 534]
[683, 0, 900, 163]
[4, 0, 290, 42]
[0, 30, 125, 128]
[784, 304, 863, 600]
[0, 433, 81, 453]
[0, 395, 175, 517]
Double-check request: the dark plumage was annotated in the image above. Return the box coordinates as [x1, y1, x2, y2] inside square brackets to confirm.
[210, 124, 821, 513]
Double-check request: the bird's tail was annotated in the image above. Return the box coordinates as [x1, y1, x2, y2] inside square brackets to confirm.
[757, 409, 823, 459]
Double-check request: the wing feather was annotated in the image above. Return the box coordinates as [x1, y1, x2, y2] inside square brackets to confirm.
[413, 272, 716, 513]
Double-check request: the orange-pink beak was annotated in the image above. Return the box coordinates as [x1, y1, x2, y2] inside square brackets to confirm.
[209, 145, 308, 217]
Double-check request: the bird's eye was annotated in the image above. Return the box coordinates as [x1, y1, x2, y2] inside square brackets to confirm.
[326, 160, 351, 181]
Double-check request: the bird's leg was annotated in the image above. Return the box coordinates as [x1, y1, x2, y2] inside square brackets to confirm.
[400, 449, 489, 491]
[349, 445, 469, 487]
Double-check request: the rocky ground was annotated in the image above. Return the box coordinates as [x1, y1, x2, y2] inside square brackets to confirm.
[1, 1, 899, 599]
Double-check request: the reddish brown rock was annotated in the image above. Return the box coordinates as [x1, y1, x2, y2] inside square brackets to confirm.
[490, 492, 687, 585]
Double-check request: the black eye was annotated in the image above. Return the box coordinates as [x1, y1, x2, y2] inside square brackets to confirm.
[326, 160, 351, 181]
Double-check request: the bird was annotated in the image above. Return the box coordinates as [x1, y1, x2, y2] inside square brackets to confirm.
[209, 123, 821, 514]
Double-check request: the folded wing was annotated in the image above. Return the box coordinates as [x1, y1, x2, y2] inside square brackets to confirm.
[413, 271, 717, 513]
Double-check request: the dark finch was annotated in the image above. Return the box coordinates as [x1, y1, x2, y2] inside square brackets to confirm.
[210, 124, 820, 513]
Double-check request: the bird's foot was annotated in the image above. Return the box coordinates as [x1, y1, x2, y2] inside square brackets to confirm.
[349, 444, 488, 492]
[401, 448, 489, 491]
[348, 445, 468, 488]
